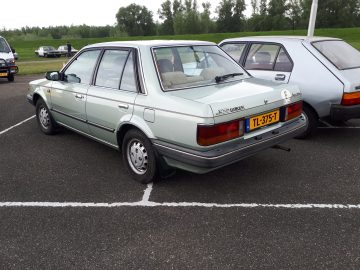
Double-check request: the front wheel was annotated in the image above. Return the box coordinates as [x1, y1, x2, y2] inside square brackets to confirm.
[295, 104, 318, 139]
[122, 129, 157, 184]
[36, 99, 58, 135]
[7, 74, 14, 82]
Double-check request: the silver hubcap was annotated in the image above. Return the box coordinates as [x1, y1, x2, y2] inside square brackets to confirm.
[127, 139, 148, 175]
[39, 107, 50, 129]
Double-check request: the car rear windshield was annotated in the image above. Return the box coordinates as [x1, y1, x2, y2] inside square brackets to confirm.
[312, 40, 360, 70]
[153, 45, 248, 91]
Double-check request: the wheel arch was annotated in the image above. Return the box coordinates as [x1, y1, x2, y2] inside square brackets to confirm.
[116, 119, 155, 150]
[302, 100, 319, 120]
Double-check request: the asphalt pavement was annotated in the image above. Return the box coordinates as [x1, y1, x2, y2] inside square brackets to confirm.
[0, 75, 360, 269]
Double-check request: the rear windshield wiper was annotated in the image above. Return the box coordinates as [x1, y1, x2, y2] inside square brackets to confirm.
[215, 73, 244, 83]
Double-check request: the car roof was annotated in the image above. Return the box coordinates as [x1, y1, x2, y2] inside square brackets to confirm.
[86, 40, 215, 49]
[220, 36, 342, 43]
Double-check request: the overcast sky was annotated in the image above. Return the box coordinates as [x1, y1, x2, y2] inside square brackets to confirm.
[1, 0, 252, 30]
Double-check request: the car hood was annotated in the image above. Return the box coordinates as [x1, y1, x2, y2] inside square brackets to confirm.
[0, 52, 13, 61]
[169, 77, 302, 123]
[339, 68, 360, 93]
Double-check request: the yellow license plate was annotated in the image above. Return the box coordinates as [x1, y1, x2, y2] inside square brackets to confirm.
[246, 110, 280, 132]
[0, 72, 7, 77]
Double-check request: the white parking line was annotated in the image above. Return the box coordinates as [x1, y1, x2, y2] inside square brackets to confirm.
[0, 115, 35, 135]
[0, 201, 359, 209]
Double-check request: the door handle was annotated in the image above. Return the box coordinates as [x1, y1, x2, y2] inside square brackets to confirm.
[275, 74, 286, 81]
[118, 103, 129, 109]
[74, 93, 84, 100]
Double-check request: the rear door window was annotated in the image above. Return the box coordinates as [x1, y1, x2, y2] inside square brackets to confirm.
[244, 43, 293, 72]
[95, 50, 129, 89]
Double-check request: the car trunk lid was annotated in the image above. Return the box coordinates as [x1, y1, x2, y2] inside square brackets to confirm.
[169, 77, 302, 123]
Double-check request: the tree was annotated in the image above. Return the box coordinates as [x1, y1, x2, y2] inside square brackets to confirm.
[232, 0, 246, 32]
[116, 4, 156, 36]
[287, 0, 302, 30]
[158, 0, 174, 35]
[217, 0, 235, 32]
[267, 0, 289, 30]
[216, 0, 247, 33]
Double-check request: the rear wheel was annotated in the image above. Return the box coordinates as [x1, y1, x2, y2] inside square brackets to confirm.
[36, 99, 58, 135]
[295, 104, 318, 139]
[122, 129, 157, 184]
[7, 74, 14, 82]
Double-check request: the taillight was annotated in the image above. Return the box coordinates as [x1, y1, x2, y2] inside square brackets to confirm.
[341, 91, 360, 106]
[197, 119, 244, 146]
[282, 101, 303, 122]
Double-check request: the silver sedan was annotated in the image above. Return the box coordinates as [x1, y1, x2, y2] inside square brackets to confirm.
[27, 40, 306, 183]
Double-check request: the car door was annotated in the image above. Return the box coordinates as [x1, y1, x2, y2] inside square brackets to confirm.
[50, 49, 101, 133]
[243, 43, 293, 83]
[86, 48, 138, 146]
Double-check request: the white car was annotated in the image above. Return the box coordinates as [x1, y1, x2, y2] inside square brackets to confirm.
[35, 46, 61, 57]
[0, 35, 18, 82]
[57, 45, 78, 56]
[219, 36, 360, 138]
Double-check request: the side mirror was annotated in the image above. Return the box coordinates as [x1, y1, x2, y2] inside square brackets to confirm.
[11, 47, 16, 53]
[45, 71, 64, 81]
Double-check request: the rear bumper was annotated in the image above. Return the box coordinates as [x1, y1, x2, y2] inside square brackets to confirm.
[0, 65, 18, 77]
[153, 117, 307, 174]
[330, 104, 360, 121]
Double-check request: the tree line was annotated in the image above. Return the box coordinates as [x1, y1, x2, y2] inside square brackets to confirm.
[1, 0, 359, 40]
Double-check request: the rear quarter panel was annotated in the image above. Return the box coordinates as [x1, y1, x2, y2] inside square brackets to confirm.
[289, 41, 344, 118]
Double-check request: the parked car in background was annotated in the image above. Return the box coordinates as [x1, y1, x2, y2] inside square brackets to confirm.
[27, 40, 306, 183]
[57, 45, 78, 56]
[0, 35, 18, 82]
[35, 46, 61, 57]
[219, 36, 360, 138]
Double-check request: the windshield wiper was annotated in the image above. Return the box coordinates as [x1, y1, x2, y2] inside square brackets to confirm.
[215, 73, 244, 83]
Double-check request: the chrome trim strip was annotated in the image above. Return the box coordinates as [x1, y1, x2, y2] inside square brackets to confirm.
[52, 108, 115, 133]
[57, 121, 119, 149]
[87, 121, 115, 133]
[51, 108, 86, 123]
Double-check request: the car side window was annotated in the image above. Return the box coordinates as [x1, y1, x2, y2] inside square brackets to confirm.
[221, 43, 246, 62]
[65, 50, 101, 84]
[95, 50, 129, 89]
[274, 48, 293, 72]
[245, 44, 280, 70]
[120, 51, 137, 92]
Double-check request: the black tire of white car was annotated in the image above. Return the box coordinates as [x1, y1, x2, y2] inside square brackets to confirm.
[122, 129, 157, 184]
[7, 74, 14, 82]
[36, 99, 57, 135]
[295, 104, 318, 139]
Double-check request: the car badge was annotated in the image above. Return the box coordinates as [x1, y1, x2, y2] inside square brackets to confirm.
[264, 99, 268, 104]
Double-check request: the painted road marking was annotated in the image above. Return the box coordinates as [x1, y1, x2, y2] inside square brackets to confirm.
[0, 115, 35, 135]
[0, 201, 360, 209]
[0, 183, 359, 209]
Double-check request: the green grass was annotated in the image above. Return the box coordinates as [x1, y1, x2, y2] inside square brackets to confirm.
[17, 61, 65, 75]
[10, 27, 360, 74]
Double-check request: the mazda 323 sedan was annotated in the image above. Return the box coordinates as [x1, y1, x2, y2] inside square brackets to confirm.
[27, 40, 306, 183]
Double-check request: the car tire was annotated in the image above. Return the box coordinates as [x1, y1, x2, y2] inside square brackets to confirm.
[122, 129, 157, 184]
[36, 99, 58, 135]
[295, 104, 318, 139]
[7, 74, 14, 82]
